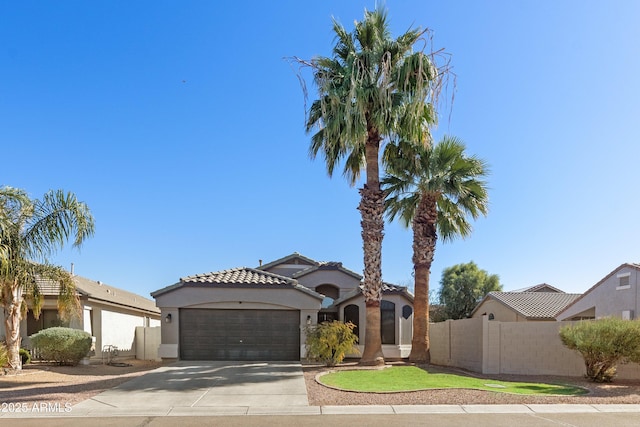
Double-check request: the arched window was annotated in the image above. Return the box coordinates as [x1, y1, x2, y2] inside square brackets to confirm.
[315, 284, 340, 308]
[344, 304, 359, 339]
[380, 300, 395, 345]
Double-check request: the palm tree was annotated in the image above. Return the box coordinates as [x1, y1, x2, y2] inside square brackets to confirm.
[0, 186, 94, 369]
[383, 136, 489, 363]
[295, 8, 437, 365]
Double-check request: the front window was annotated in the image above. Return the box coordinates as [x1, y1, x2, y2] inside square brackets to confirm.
[344, 304, 359, 339]
[316, 284, 340, 308]
[380, 300, 395, 344]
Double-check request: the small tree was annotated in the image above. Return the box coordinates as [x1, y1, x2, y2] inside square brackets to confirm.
[559, 318, 640, 382]
[438, 261, 501, 320]
[0, 186, 94, 369]
[305, 321, 359, 367]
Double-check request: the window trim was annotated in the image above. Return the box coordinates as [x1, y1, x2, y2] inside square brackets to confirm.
[617, 272, 631, 290]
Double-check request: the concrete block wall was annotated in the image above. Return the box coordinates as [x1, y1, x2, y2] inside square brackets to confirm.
[450, 318, 483, 372]
[430, 318, 483, 372]
[429, 321, 451, 365]
[496, 321, 584, 376]
[430, 317, 640, 380]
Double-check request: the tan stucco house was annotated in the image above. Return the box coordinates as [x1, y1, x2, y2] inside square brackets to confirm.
[151, 253, 414, 361]
[471, 284, 581, 322]
[557, 263, 640, 321]
[1, 274, 161, 360]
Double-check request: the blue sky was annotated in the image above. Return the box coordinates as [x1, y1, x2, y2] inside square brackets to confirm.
[3, 1, 639, 300]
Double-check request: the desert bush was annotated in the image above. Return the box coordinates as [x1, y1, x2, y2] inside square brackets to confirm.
[19, 348, 31, 365]
[305, 321, 359, 367]
[30, 327, 92, 365]
[0, 343, 8, 368]
[559, 318, 640, 382]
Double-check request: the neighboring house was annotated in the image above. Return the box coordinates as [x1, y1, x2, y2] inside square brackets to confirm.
[4, 274, 162, 359]
[151, 252, 414, 361]
[557, 263, 640, 321]
[471, 283, 581, 322]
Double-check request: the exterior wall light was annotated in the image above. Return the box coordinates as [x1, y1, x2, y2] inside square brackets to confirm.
[165, 313, 172, 323]
[306, 315, 312, 326]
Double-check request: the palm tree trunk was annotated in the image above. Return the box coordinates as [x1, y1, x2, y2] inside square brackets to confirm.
[359, 185, 385, 365]
[358, 133, 385, 366]
[3, 281, 23, 370]
[409, 194, 437, 363]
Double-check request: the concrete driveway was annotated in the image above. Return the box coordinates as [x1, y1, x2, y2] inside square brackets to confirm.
[73, 361, 312, 416]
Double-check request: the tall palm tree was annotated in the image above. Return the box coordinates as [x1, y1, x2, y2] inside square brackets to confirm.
[296, 8, 437, 365]
[383, 136, 489, 363]
[0, 186, 94, 369]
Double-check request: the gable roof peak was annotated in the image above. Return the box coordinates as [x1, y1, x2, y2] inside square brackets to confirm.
[511, 283, 564, 293]
[256, 252, 319, 270]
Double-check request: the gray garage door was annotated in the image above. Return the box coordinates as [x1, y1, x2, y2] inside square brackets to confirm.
[179, 309, 301, 361]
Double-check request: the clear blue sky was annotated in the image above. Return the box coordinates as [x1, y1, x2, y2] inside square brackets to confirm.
[3, 1, 639, 299]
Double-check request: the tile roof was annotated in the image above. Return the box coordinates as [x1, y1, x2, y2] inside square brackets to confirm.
[331, 283, 414, 307]
[257, 252, 317, 270]
[182, 267, 297, 286]
[74, 276, 160, 314]
[256, 253, 363, 280]
[152, 267, 324, 300]
[37, 276, 160, 315]
[478, 291, 581, 320]
[291, 261, 362, 280]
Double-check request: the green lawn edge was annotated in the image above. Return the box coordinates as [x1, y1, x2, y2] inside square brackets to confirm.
[316, 366, 589, 396]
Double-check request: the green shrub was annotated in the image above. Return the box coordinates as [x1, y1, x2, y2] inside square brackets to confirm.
[30, 327, 92, 366]
[19, 348, 31, 365]
[559, 318, 640, 382]
[305, 321, 359, 367]
[0, 343, 8, 368]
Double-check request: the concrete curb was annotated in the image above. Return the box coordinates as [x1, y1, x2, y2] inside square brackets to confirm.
[2, 404, 640, 418]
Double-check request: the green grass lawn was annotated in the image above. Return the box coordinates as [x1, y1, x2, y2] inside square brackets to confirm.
[319, 366, 586, 396]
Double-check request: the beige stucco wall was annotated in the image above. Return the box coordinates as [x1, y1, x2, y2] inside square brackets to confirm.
[337, 295, 413, 359]
[295, 269, 362, 298]
[558, 265, 640, 321]
[135, 326, 161, 361]
[472, 299, 525, 322]
[101, 309, 147, 353]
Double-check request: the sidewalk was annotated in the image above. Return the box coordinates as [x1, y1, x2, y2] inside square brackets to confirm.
[2, 403, 640, 418]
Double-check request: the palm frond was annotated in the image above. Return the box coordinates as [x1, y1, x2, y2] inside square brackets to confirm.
[383, 135, 490, 241]
[293, 7, 444, 186]
[24, 190, 95, 260]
